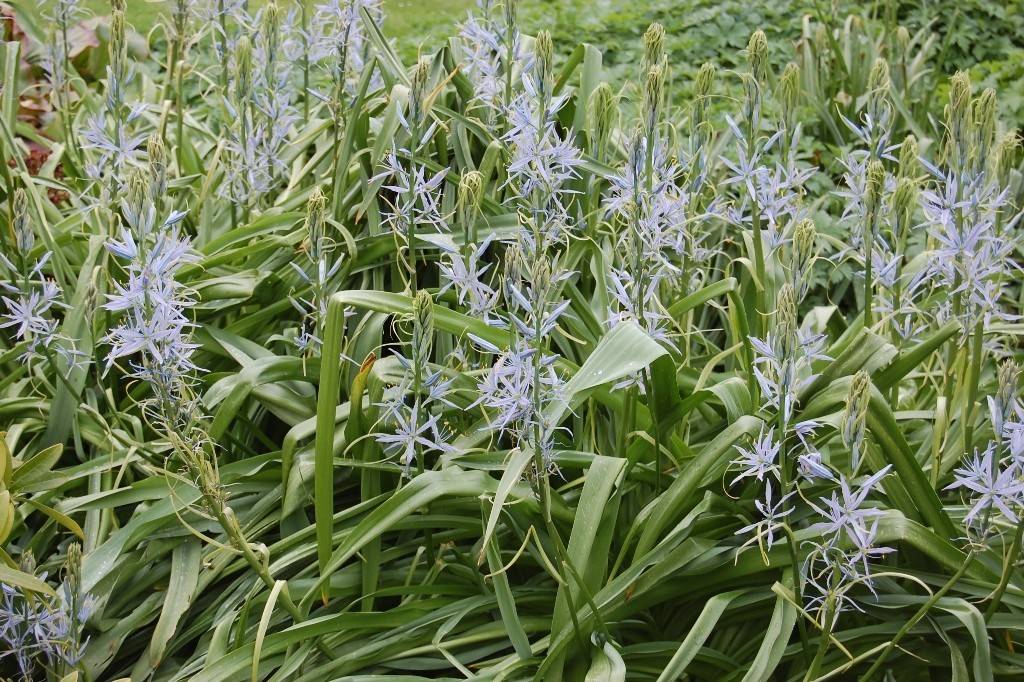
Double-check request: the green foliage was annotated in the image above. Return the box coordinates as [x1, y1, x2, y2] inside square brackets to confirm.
[1, 0, 1024, 681]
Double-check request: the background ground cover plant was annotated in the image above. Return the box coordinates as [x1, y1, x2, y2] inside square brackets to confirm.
[1, 0, 1024, 680]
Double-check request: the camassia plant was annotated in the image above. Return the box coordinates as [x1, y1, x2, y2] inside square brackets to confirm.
[2, 0, 1024, 679]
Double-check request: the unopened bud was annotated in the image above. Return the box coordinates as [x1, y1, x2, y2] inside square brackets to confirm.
[891, 176, 918, 218]
[65, 542, 82, 587]
[694, 62, 715, 100]
[867, 58, 890, 124]
[305, 187, 327, 260]
[775, 283, 798, 360]
[896, 26, 910, 56]
[974, 88, 997, 163]
[790, 219, 818, 299]
[459, 170, 484, 212]
[412, 289, 434, 364]
[589, 82, 618, 157]
[864, 160, 886, 239]
[841, 371, 872, 470]
[898, 134, 919, 178]
[991, 360, 1021, 438]
[234, 36, 253, 100]
[147, 136, 167, 203]
[777, 62, 800, 128]
[642, 22, 665, 74]
[534, 30, 554, 92]
[644, 64, 666, 133]
[13, 189, 31, 254]
[994, 132, 1021, 187]
[410, 57, 432, 123]
[946, 71, 973, 168]
[746, 30, 769, 83]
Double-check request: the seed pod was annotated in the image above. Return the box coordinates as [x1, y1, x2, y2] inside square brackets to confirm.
[746, 30, 769, 83]
[898, 134, 919, 179]
[841, 370, 872, 470]
[12, 188, 31, 254]
[588, 82, 618, 158]
[777, 62, 800, 129]
[412, 289, 435, 364]
[642, 22, 665, 75]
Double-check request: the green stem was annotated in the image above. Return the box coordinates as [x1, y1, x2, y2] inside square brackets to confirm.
[962, 320, 985, 454]
[860, 550, 975, 680]
[985, 521, 1024, 622]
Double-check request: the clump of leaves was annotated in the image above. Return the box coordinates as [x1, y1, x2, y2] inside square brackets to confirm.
[1, 0, 1023, 680]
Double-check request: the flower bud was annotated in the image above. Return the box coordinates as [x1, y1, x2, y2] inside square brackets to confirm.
[110, 4, 128, 93]
[946, 71, 973, 168]
[896, 26, 910, 57]
[410, 57, 432, 124]
[147, 135, 167, 203]
[891, 176, 918, 218]
[790, 218, 817, 299]
[642, 22, 665, 75]
[991, 360, 1020, 438]
[974, 88, 997, 164]
[775, 283, 798, 360]
[864, 160, 885, 239]
[994, 132, 1021, 188]
[459, 170, 484, 214]
[234, 36, 253, 101]
[841, 371, 872, 470]
[746, 30, 769, 83]
[12, 188, 31, 254]
[65, 542, 83, 588]
[898, 134, 918, 179]
[696, 61, 715, 95]
[534, 30, 554, 93]
[588, 82, 618, 158]
[305, 187, 328, 261]
[643, 63, 666, 134]
[867, 57, 890, 124]
[412, 289, 434, 364]
[503, 0, 517, 33]
[776, 62, 800, 129]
